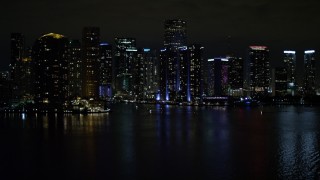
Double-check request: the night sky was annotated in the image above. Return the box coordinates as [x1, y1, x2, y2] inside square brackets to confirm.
[1, 0, 320, 70]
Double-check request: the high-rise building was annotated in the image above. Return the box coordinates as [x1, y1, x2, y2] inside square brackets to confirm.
[160, 48, 179, 101]
[228, 56, 244, 96]
[164, 19, 187, 49]
[273, 67, 288, 96]
[283, 51, 296, 96]
[208, 58, 229, 96]
[82, 27, 100, 99]
[248, 46, 271, 96]
[160, 45, 202, 102]
[18, 48, 34, 98]
[304, 50, 316, 95]
[10, 33, 24, 81]
[114, 38, 136, 96]
[99, 43, 113, 98]
[33, 33, 69, 110]
[68, 40, 82, 98]
[160, 19, 189, 102]
[188, 44, 203, 102]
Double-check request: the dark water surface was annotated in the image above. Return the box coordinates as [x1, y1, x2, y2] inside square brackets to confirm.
[1, 104, 320, 179]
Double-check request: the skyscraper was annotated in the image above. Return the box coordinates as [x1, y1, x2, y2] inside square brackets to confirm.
[160, 19, 188, 101]
[228, 56, 244, 96]
[248, 46, 271, 96]
[68, 40, 82, 98]
[82, 27, 100, 99]
[114, 38, 136, 96]
[283, 51, 296, 95]
[99, 43, 113, 98]
[33, 33, 69, 110]
[10, 33, 24, 81]
[274, 67, 288, 97]
[304, 50, 316, 95]
[208, 58, 229, 96]
[164, 19, 187, 49]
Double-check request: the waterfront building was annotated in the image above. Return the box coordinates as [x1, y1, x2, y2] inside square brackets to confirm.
[304, 50, 316, 95]
[207, 58, 229, 96]
[273, 67, 288, 96]
[68, 40, 82, 98]
[82, 27, 100, 99]
[228, 56, 244, 96]
[114, 38, 136, 97]
[99, 43, 113, 98]
[248, 46, 271, 97]
[32, 33, 69, 110]
[283, 51, 297, 96]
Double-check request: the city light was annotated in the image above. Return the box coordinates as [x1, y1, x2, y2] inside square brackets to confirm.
[305, 50, 315, 54]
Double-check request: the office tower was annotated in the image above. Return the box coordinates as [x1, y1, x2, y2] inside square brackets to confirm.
[160, 19, 189, 101]
[208, 58, 229, 96]
[114, 38, 136, 96]
[133, 48, 159, 100]
[304, 50, 316, 95]
[283, 51, 296, 95]
[10, 33, 24, 81]
[68, 40, 82, 98]
[248, 46, 271, 96]
[228, 56, 244, 96]
[160, 45, 202, 102]
[99, 43, 112, 98]
[33, 33, 69, 110]
[143, 49, 159, 100]
[164, 19, 187, 49]
[159, 48, 179, 101]
[188, 44, 203, 102]
[273, 67, 288, 96]
[82, 27, 100, 99]
[18, 47, 34, 98]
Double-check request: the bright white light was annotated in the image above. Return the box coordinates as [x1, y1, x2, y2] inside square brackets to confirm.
[284, 51, 296, 54]
[144, 48, 150, 52]
[208, 58, 229, 62]
[250, 46, 267, 50]
[305, 50, 315, 54]
[126, 48, 137, 52]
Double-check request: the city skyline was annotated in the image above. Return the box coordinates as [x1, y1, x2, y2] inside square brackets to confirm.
[1, 0, 320, 70]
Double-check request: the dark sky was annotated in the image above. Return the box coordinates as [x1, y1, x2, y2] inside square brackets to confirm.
[1, 0, 320, 70]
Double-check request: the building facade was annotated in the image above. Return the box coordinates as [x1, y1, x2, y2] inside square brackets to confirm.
[283, 51, 296, 96]
[248, 46, 271, 97]
[33, 33, 69, 110]
[304, 50, 316, 95]
[82, 27, 100, 99]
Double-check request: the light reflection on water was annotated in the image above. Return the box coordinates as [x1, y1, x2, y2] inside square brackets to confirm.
[1, 104, 320, 179]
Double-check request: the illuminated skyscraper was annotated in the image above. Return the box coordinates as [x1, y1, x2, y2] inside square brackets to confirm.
[160, 45, 202, 102]
[33, 33, 69, 110]
[114, 38, 136, 96]
[228, 56, 244, 96]
[188, 44, 203, 102]
[164, 19, 187, 49]
[304, 50, 316, 95]
[82, 27, 100, 99]
[248, 46, 271, 96]
[283, 51, 296, 95]
[160, 19, 189, 101]
[10, 33, 24, 81]
[208, 58, 229, 96]
[99, 43, 112, 98]
[132, 48, 158, 100]
[274, 67, 288, 96]
[68, 40, 82, 98]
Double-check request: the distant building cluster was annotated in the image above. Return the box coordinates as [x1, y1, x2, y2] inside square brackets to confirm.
[0, 19, 318, 109]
